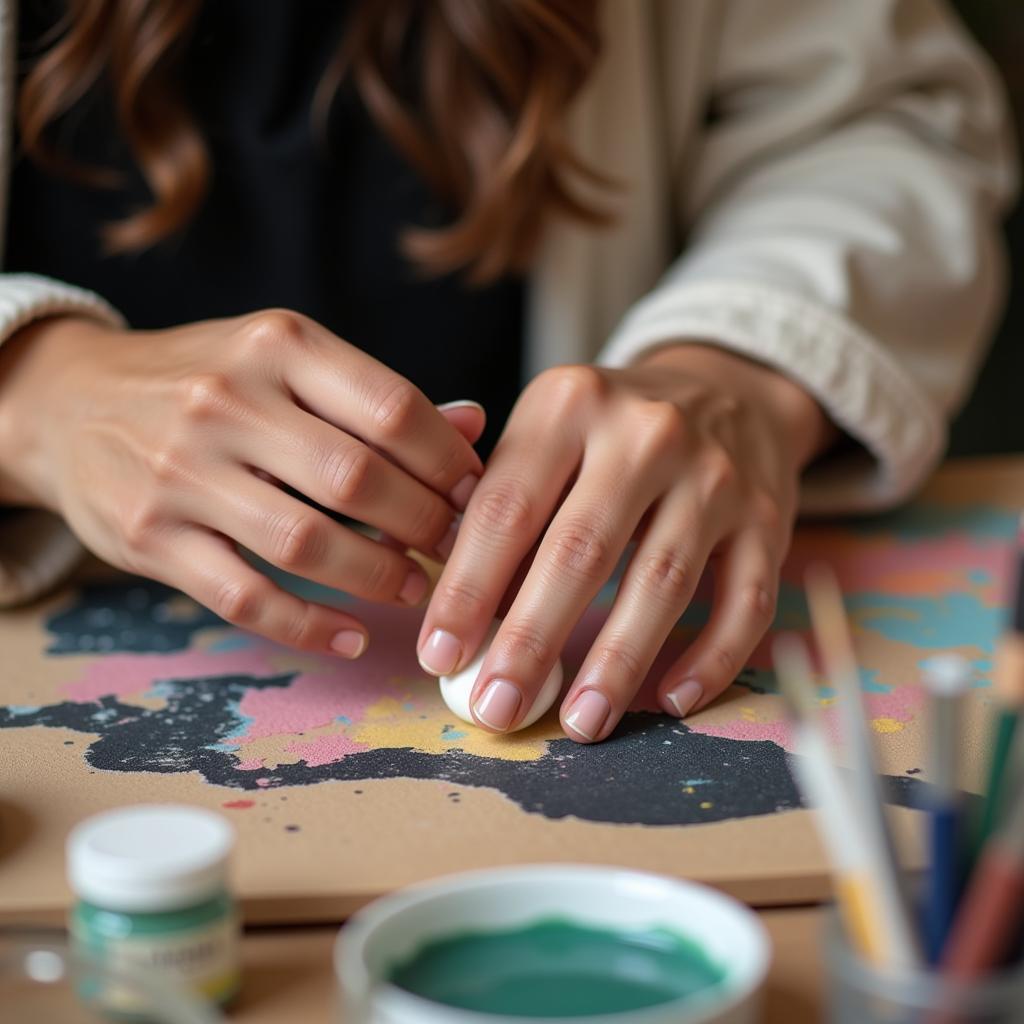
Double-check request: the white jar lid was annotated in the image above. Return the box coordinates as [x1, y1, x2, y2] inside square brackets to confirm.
[67, 805, 234, 913]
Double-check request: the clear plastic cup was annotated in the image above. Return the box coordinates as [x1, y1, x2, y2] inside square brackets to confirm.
[0, 934, 223, 1023]
[827, 913, 1024, 1024]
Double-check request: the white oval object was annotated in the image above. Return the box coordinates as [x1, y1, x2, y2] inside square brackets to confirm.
[439, 620, 562, 731]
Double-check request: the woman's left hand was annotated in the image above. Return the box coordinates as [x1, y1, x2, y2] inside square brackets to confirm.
[417, 343, 835, 741]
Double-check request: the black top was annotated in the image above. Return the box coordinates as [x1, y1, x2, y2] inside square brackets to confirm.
[6, 0, 523, 455]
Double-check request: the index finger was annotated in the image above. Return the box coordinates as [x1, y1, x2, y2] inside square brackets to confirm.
[245, 311, 484, 507]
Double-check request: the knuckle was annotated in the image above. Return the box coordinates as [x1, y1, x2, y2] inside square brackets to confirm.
[120, 500, 163, 550]
[359, 555, 402, 600]
[434, 575, 490, 620]
[634, 548, 695, 605]
[474, 483, 535, 537]
[408, 497, 449, 548]
[268, 512, 324, 569]
[751, 490, 786, 533]
[238, 309, 308, 355]
[425, 441, 462, 490]
[494, 620, 554, 669]
[179, 372, 236, 422]
[701, 447, 739, 498]
[325, 446, 373, 505]
[533, 364, 605, 410]
[369, 378, 420, 440]
[593, 637, 645, 681]
[547, 519, 612, 581]
[147, 443, 190, 485]
[281, 611, 317, 649]
[634, 400, 687, 453]
[741, 581, 777, 623]
[705, 643, 739, 681]
[213, 578, 264, 625]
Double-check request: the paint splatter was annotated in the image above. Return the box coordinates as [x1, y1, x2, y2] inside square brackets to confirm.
[0, 689, 940, 826]
[0, 498, 1013, 828]
[222, 799, 255, 810]
[872, 718, 904, 734]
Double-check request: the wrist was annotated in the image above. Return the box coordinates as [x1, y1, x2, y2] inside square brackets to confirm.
[0, 316, 115, 508]
[635, 341, 837, 470]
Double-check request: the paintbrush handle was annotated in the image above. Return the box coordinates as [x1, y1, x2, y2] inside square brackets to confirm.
[972, 711, 1018, 866]
[942, 846, 1024, 976]
[926, 805, 961, 964]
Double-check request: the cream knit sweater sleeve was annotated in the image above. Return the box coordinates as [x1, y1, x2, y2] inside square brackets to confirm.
[0, 276, 124, 606]
[600, 0, 1017, 513]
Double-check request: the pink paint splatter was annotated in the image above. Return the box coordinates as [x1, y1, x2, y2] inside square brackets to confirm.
[782, 531, 1010, 604]
[67, 646, 287, 702]
[222, 799, 255, 810]
[694, 717, 795, 747]
[236, 673, 375, 742]
[286, 733, 365, 767]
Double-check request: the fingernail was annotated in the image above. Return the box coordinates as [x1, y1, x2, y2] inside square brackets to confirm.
[435, 517, 460, 561]
[399, 570, 428, 606]
[665, 679, 703, 718]
[564, 690, 611, 742]
[330, 629, 367, 659]
[450, 473, 479, 512]
[418, 629, 462, 676]
[473, 679, 522, 731]
[437, 400, 485, 414]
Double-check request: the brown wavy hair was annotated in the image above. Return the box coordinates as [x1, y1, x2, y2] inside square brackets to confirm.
[18, 0, 610, 282]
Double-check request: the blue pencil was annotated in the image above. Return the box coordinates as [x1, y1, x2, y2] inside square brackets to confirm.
[921, 653, 971, 964]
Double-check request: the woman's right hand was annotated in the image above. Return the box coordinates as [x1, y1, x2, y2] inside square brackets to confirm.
[0, 310, 483, 657]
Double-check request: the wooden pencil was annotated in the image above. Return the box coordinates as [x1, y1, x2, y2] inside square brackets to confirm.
[804, 564, 922, 969]
[920, 654, 971, 964]
[773, 633, 890, 963]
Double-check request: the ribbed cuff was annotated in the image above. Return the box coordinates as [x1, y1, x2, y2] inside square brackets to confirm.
[0, 273, 124, 343]
[599, 280, 946, 514]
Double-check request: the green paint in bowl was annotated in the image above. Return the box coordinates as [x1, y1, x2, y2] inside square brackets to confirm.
[387, 917, 726, 1018]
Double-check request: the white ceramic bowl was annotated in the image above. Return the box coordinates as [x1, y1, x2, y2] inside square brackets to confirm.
[335, 865, 770, 1024]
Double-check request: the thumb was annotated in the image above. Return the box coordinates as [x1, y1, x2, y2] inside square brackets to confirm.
[437, 399, 487, 447]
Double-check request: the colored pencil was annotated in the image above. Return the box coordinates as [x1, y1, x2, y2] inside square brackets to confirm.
[920, 654, 972, 964]
[804, 564, 921, 968]
[773, 633, 890, 963]
[941, 784, 1024, 977]
[972, 521, 1024, 866]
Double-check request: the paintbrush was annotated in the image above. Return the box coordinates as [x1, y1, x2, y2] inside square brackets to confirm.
[773, 633, 889, 963]
[941, 785, 1024, 977]
[804, 564, 922, 969]
[920, 654, 971, 964]
[971, 517, 1024, 869]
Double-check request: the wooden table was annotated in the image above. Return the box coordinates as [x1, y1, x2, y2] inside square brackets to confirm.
[233, 905, 827, 1023]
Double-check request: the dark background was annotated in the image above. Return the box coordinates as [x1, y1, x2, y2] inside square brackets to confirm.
[948, 2, 1023, 456]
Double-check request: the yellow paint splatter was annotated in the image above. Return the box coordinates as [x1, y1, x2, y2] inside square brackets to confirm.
[740, 707, 757, 722]
[350, 693, 550, 762]
[682, 786, 695, 794]
[872, 717, 904, 734]
[700, 801, 713, 810]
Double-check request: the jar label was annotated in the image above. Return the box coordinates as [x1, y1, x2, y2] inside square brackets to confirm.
[71, 915, 240, 1007]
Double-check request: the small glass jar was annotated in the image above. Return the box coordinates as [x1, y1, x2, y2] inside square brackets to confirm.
[827, 910, 1024, 1024]
[67, 805, 241, 1011]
